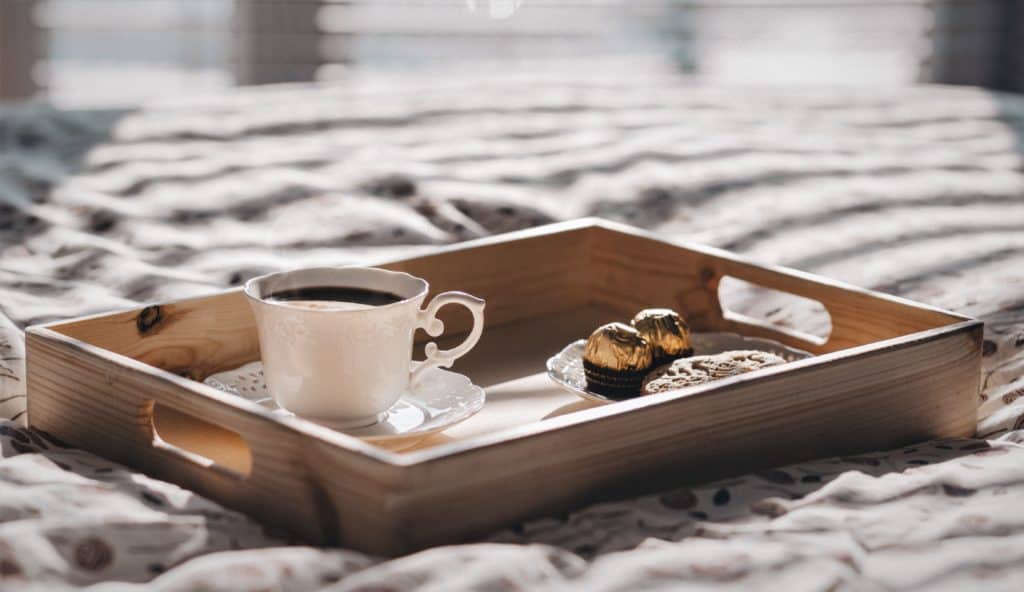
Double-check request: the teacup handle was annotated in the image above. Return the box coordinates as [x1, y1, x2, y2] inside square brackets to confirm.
[410, 291, 486, 385]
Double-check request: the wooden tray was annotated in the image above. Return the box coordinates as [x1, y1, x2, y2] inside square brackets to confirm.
[25, 219, 982, 555]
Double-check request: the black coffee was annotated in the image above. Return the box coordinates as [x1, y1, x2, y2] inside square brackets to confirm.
[265, 286, 403, 308]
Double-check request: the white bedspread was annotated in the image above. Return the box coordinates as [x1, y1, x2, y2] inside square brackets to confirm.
[2, 66, 1024, 590]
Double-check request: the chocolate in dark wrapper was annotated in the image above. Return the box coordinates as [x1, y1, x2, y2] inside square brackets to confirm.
[630, 308, 692, 363]
[582, 361, 648, 399]
[582, 322, 653, 397]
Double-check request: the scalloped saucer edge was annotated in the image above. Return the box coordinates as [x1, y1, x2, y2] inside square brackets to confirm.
[205, 362, 485, 444]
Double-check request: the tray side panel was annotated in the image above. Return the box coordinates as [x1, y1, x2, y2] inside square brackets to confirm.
[394, 323, 982, 550]
[45, 289, 258, 380]
[380, 226, 593, 336]
[587, 227, 959, 354]
[26, 329, 406, 553]
[588, 230, 716, 331]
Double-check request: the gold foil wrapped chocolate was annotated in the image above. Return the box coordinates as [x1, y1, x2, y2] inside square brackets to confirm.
[583, 322, 653, 372]
[630, 308, 692, 362]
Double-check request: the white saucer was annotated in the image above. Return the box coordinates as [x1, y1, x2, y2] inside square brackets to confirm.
[204, 362, 485, 446]
[547, 332, 813, 403]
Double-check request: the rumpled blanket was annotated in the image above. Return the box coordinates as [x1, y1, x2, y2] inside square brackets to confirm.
[1, 66, 1023, 590]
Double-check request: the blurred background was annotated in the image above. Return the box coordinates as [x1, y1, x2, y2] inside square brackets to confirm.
[1, 0, 1021, 108]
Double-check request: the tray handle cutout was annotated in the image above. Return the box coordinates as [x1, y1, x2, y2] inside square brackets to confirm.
[717, 275, 833, 348]
[146, 401, 253, 479]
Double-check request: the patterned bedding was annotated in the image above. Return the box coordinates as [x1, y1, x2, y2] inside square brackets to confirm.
[2, 66, 1024, 590]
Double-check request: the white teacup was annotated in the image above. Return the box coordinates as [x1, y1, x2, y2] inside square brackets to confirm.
[244, 267, 485, 428]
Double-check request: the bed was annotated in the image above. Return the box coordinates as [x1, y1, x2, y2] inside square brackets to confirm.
[2, 65, 1024, 590]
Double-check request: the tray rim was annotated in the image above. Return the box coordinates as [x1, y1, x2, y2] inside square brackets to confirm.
[26, 217, 982, 471]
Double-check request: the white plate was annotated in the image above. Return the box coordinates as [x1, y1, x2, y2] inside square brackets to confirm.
[205, 362, 485, 447]
[547, 332, 813, 403]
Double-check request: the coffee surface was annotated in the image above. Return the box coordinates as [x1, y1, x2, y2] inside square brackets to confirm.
[265, 286, 403, 309]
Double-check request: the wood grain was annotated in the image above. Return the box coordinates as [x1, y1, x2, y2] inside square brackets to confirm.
[26, 327, 407, 552]
[50, 289, 259, 380]
[26, 220, 982, 555]
[392, 322, 981, 549]
[587, 223, 966, 354]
